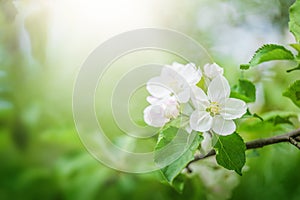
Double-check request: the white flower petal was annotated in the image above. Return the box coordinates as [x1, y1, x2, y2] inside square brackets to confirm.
[165, 62, 202, 86]
[201, 132, 213, 155]
[146, 96, 159, 104]
[190, 110, 213, 132]
[220, 98, 247, 120]
[176, 87, 191, 103]
[167, 62, 182, 72]
[179, 63, 202, 85]
[149, 62, 202, 103]
[212, 116, 236, 135]
[164, 102, 179, 119]
[161, 65, 179, 80]
[147, 95, 178, 106]
[204, 63, 224, 79]
[185, 124, 192, 134]
[208, 75, 230, 102]
[162, 65, 190, 97]
[143, 105, 168, 127]
[191, 85, 209, 109]
[146, 76, 171, 98]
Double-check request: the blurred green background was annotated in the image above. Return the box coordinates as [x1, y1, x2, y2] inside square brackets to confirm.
[1, 0, 300, 199]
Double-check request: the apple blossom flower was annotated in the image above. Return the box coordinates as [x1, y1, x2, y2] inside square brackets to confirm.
[203, 63, 224, 79]
[189, 75, 247, 135]
[146, 62, 202, 103]
[144, 95, 179, 127]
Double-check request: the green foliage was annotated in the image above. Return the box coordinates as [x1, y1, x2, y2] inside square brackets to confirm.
[240, 44, 295, 69]
[289, 0, 300, 43]
[242, 109, 263, 121]
[213, 133, 246, 175]
[154, 127, 202, 186]
[231, 79, 256, 103]
[264, 112, 297, 126]
[171, 174, 186, 193]
[240, 64, 251, 70]
[231, 138, 300, 200]
[286, 64, 300, 73]
[283, 80, 300, 108]
[287, 44, 300, 72]
[1, 0, 300, 199]
[290, 44, 300, 55]
[241, 0, 300, 72]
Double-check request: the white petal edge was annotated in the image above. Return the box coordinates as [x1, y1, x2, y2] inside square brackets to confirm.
[189, 110, 213, 132]
[208, 75, 230, 102]
[164, 62, 202, 86]
[200, 132, 213, 155]
[220, 98, 247, 120]
[146, 76, 171, 98]
[176, 87, 191, 103]
[203, 63, 224, 79]
[185, 124, 192, 134]
[191, 85, 208, 101]
[143, 105, 168, 127]
[190, 85, 209, 109]
[180, 63, 202, 85]
[212, 116, 236, 136]
[146, 96, 159, 104]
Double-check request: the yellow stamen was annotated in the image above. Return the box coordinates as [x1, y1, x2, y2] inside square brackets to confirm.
[206, 101, 221, 116]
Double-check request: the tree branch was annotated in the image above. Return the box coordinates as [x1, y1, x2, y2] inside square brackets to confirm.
[289, 137, 300, 149]
[186, 128, 300, 169]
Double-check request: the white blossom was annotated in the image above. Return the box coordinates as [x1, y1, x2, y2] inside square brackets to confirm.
[189, 75, 247, 135]
[203, 63, 224, 79]
[144, 95, 179, 127]
[146, 62, 202, 103]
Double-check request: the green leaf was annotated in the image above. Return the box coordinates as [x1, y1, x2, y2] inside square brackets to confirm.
[242, 109, 263, 121]
[289, 0, 300, 43]
[264, 113, 297, 126]
[286, 64, 300, 73]
[171, 174, 186, 193]
[213, 133, 246, 175]
[240, 44, 294, 69]
[240, 64, 250, 70]
[283, 80, 300, 108]
[288, 44, 300, 72]
[290, 44, 300, 54]
[230, 79, 256, 103]
[154, 127, 202, 185]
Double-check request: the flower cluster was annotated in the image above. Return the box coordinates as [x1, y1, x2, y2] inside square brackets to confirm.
[144, 62, 247, 136]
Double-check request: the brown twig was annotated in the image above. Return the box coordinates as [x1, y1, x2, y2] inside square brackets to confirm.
[186, 128, 300, 169]
[289, 137, 300, 149]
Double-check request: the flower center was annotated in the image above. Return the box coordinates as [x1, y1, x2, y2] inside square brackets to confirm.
[206, 101, 221, 116]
